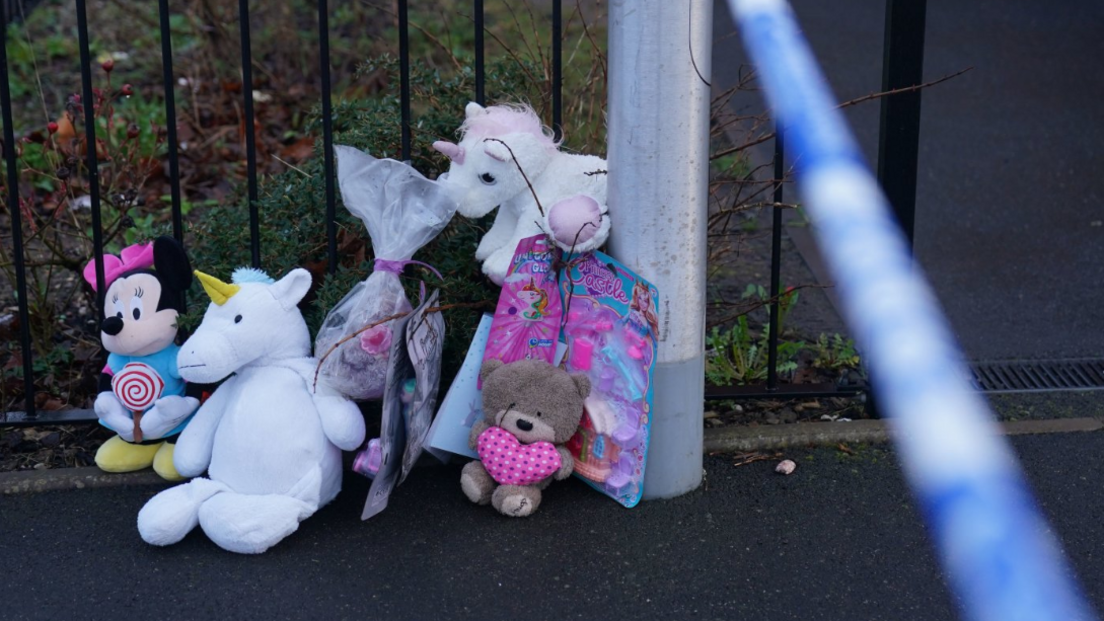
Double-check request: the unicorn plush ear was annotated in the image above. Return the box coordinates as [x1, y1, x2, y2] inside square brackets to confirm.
[483, 133, 554, 175]
[465, 101, 488, 119]
[483, 140, 509, 162]
[268, 268, 313, 311]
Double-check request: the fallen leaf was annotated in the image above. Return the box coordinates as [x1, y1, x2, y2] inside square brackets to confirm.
[732, 451, 782, 468]
[55, 115, 76, 141]
[3, 349, 22, 371]
[793, 366, 817, 384]
[279, 136, 315, 162]
[34, 393, 66, 411]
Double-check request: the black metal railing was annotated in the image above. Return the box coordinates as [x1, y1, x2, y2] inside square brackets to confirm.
[0, 0, 570, 424]
[706, 1, 926, 403]
[1, 1, 923, 421]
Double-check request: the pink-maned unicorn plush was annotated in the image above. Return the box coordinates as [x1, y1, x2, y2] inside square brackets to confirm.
[433, 102, 610, 284]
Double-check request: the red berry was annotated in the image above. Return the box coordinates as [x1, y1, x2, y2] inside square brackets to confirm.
[101, 59, 115, 73]
[126, 124, 139, 139]
[121, 84, 133, 97]
[47, 122, 59, 134]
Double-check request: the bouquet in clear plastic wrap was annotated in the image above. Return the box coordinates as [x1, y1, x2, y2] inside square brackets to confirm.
[314, 146, 457, 400]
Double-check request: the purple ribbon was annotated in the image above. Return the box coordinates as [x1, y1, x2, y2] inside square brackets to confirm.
[373, 258, 443, 280]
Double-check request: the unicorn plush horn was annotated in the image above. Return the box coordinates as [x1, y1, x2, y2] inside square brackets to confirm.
[432, 141, 465, 165]
[195, 271, 241, 306]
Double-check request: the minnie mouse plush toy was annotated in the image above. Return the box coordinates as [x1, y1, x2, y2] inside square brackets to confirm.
[83, 236, 199, 481]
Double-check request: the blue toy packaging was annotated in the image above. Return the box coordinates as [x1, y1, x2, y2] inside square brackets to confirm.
[560, 251, 659, 508]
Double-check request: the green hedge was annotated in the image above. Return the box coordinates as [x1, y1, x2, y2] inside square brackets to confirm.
[182, 57, 556, 393]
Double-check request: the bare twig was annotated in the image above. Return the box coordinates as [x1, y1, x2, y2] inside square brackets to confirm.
[731, 451, 783, 467]
[482, 137, 544, 217]
[16, 2, 51, 125]
[312, 300, 494, 391]
[708, 67, 971, 162]
[711, 131, 776, 162]
[481, 27, 541, 90]
[837, 67, 973, 110]
[272, 154, 310, 177]
[575, 0, 608, 84]
[519, 0, 547, 74]
[358, 0, 463, 71]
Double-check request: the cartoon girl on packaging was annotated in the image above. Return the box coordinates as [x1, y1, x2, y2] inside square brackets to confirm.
[83, 237, 199, 480]
[629, 280, 660, 341]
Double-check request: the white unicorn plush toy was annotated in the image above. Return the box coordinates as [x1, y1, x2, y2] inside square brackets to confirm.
[433, 102, 610, 284]
[137, 267, 365, 554]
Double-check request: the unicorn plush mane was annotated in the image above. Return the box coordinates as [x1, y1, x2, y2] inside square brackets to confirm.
[458, 103, 560, 152]
[231, 267, 275, 285]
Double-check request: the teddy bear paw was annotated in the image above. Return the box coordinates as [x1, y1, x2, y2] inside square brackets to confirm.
[492, 485, 542, 518]
[461, 461, 495, 505]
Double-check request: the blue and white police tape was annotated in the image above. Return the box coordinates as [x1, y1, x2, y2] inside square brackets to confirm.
[726, 1, 1098, 620]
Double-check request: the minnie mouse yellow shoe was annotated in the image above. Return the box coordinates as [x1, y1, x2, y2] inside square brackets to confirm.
[94, 436, 160, 473]
[152, 443, 184, 481]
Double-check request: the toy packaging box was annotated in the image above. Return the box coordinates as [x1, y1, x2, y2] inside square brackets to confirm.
[426, 237, 657, 508]
[482, 235, 562, 367]
[560, 251, 659, 508]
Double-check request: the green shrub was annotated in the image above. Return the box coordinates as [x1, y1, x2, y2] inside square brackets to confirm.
[182, 56, 561, 392]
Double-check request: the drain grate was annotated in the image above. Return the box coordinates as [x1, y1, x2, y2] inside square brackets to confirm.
[969, 359, 1104, 393]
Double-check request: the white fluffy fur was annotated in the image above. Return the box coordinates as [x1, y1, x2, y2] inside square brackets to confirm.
[434, 102, 610, 284]
[137, 268, 365, 554]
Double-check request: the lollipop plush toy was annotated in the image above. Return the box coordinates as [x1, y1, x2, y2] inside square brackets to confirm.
[84, 236, 198, 480]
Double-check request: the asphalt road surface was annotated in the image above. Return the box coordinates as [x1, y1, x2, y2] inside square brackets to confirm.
[2, 432, 1102, 620]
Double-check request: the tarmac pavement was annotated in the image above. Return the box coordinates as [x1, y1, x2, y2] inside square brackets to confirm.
[2, 430, 1102, 620]
[2, 4, 1103, 620]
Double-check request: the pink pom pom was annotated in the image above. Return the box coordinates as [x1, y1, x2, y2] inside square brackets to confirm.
[548, 195, 601, 248]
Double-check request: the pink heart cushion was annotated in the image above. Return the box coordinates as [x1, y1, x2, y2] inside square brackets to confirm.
[477, 426, 562, 486]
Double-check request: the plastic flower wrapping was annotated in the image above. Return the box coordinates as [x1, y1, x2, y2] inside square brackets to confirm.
[314, 146, 457, 400]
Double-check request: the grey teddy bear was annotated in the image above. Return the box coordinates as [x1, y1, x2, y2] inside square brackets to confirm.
[461, 359, 590, 517]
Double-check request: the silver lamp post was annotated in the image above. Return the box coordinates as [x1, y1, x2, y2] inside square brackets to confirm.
[607, 0, 713, 498]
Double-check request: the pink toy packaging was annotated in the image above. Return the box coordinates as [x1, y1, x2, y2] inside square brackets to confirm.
[482, 235, 562, 367]
[560, 251, 658, 508]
